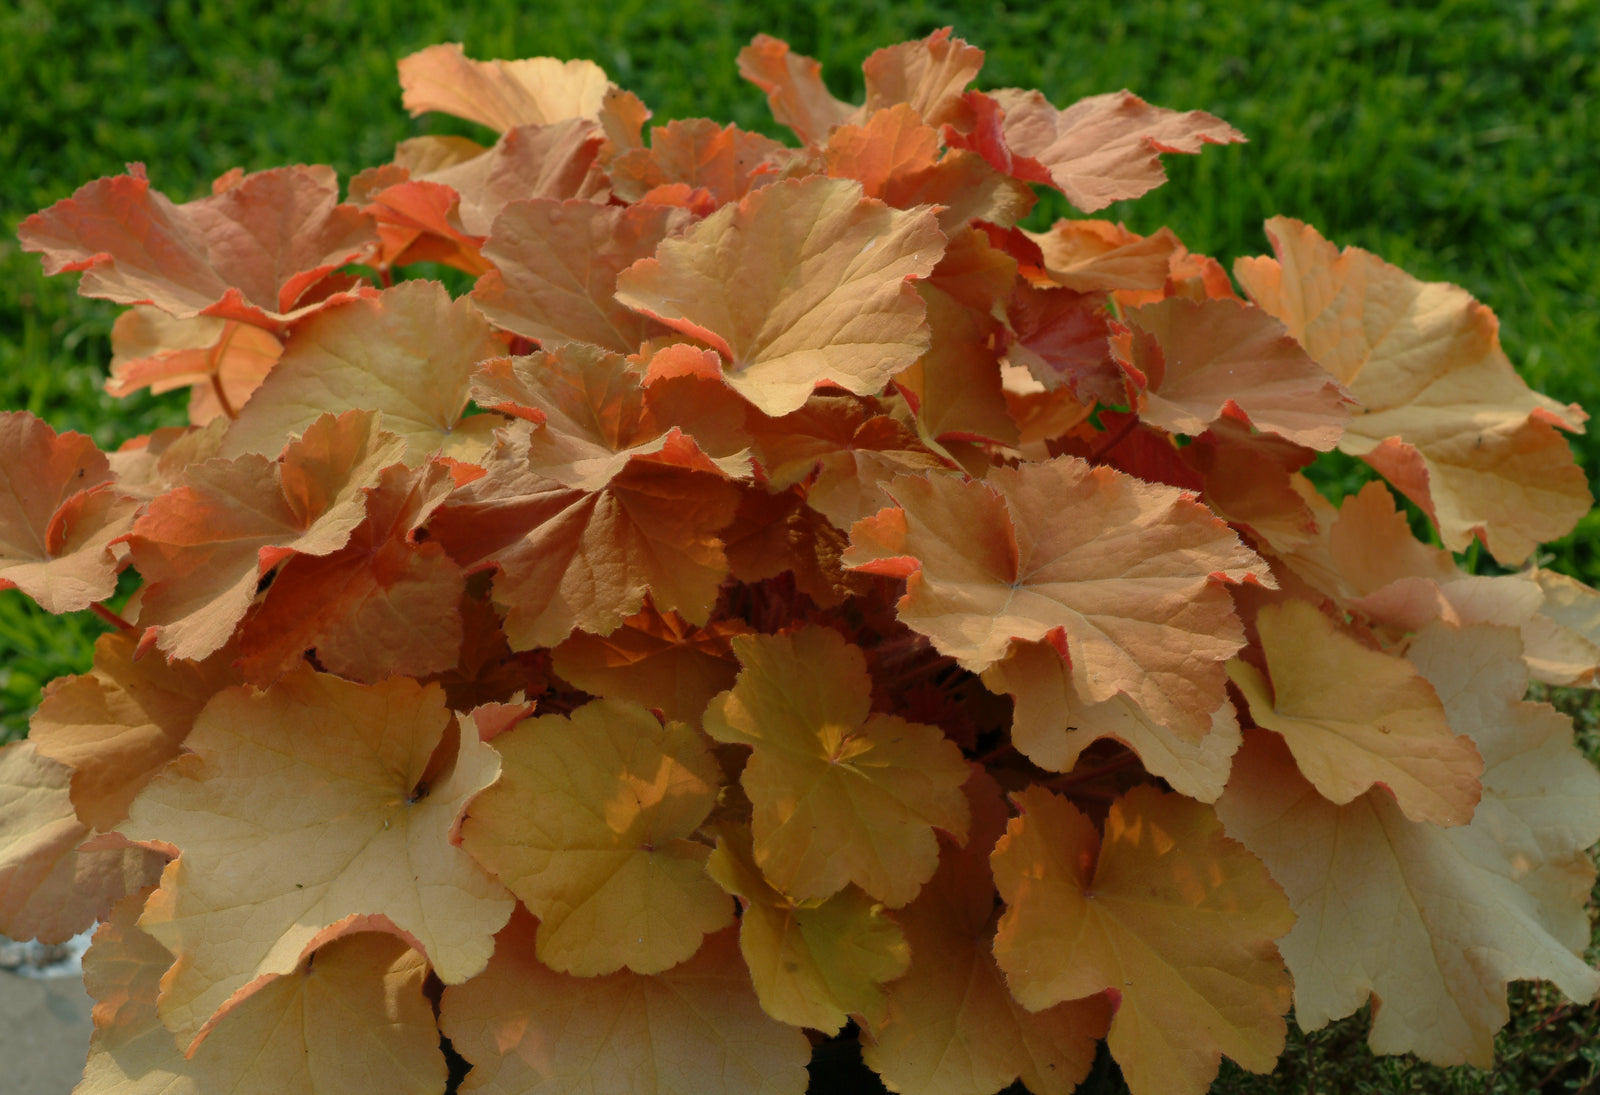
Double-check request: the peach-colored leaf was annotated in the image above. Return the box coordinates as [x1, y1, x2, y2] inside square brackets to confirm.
[991, 784, 1294, 1095]
[440, 912, 811, 1095]
[843, 457, 1271, 738]
[1228, 599, 1482, 824]
[1023, 220, 1182, 293]
[108, 308, 282, 425]
[897, 283, 1018, 445]
[222, 281, 502, 466]
[29, 630, 240, 831]
[460, 698, 730, 975]
[703, 626, 970, 906]
[862, 771, 1113, 1095]
[614, 176, 947, 416]
[78, 891, 446, 1095]
[1216, 623, 1600, 1066]
[1234, 217, 1590, 563]
[472, 199, 687, 353]
[117, 670, 514, 1051]
[398, 43, 611, 132]
[19, 165, 376, 329]
[861, 28, 985, 128]
[707, 821, 909, 1033]
[1118, 296, 1353, 449]
[360, 177, 492, 275]
[0, 412, 135, 613]
[982, 637, 1241, 801]
[0, 742, 163, 945]
[424, 120, 611, 235]
[736, 34, 854, 147]
[608, 119, 792, 206]
[127, 410, 406, 660]
[823, 104, 941, 200]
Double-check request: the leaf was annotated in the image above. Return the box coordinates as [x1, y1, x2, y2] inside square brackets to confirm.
[843, 457, 1271, 738]
[861, 769, 1113, 1095]
[440, 912, 811, 1095]
[1022, 220, 1182, 293]
[222, 281, 503, 466]
[459, 698, 731, 975]
[471, 199, 687, 353]
[721, 483, 866, 609]
[19, 165, 377, 329]
[78, 890, 446, 1095]
[29, 630, 241, 830]
[1003, 281, 1123, 406]
[399, 43, 613, 132]
[1116, 297, 1353, 450]
[425, 121, 612, 236]
[703, 626, 970, 906]
[117, 670, 514, 1051]
[861, 28, 986, 128]
[1215, 623, 1600, 1066]
[982, 636, 1241, 802]
[0, 411, 135, 613]
[607, 118, 792, 206]
[706, 821, 910, 1033]
[736, 35, 854, 147]
[108, 308, 282, 425]
[1227, 599, 1482, 825]
[897, 282, 1018, 445]
[0, 741, 163, 945]
[614, 176, 947, 416]
[991, 784, 1294, 1095]
[1234, 216, 1590, 562]
[127, 410, 406, 661]
[949, 89, 1244, 212]
[428, 420, 742, 648]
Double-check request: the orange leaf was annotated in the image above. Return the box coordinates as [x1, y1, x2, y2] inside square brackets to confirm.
[704, 626, 970, 906]
[460, 698, 731, 975]
[608, 118, 793, 206]
[1228, 599, 1483, 825]
[844, 458, 1270, 738]
[736, 35, 854, 147]
[614, 176, 947, 416]
[399, 43, 614, 132]
[117, 671, 514, 1051]
[441, 912, 811, 1095]
[19, 165, 377, 329]
[897, 282, 1018, 445]
[861, 28, 986, 129]
[1023, 220, 1182, 293]
[108, 308, 282, 425]
[991, 785, 1294, 1095]
[424, 121, 611, 235]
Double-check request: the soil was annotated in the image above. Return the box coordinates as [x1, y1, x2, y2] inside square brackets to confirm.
[0, 934, 95, 1095]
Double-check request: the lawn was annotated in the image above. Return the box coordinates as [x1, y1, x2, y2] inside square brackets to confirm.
[3, 0, 1598, 1090]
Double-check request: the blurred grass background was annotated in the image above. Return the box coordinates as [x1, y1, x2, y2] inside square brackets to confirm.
[3, 1, 1598, 1089]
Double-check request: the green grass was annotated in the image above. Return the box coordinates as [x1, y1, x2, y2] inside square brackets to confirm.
[3, 0, 1599, 1088]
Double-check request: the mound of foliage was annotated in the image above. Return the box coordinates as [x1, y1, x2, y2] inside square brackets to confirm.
[3, 29, 1599, 1095]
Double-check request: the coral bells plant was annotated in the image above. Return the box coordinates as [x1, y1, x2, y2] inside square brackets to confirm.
[4, 27, 1600, 1095]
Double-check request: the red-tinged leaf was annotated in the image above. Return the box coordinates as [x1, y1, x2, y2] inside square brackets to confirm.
[399, 42, 612, 132]
[1117, 296, 1354, 449]
[426, 120, 611, 236]
[1182, 423, 1320, 556]
[127, 410, 406, 661]
[926, 225, 1022, 313]
[0, 412, 135, 613]
[428, 421, 742, 648]
[983, 637, 1242, 801]
[898, 282, 1018, 445]
[706, 821, 910, 1033]
[862, 771, 1113, 1095]
[551, 605, 749, 726]
[608, 118, 793, 205]
[460, 699, 731, 975]
[222, 281, 503, 466]
[1235, 217, 1591, 562]
[616, 176, 947, 416]
[991, 785, 1294, 1095]
[472, 199, 688, 353]
[949, 89, 1245, 212]
[78, 891, 447, 1095]
[362, 178, 492, 275]
[861, 27, 985, 129]
[843, 458, 1271, 738]
[234, 462, 466, 684]
[704, 626, 970, 906]
[19, 165, 377, 329]
[1216, 624, 1600, 1067]
[108, 308, 282, 425]
[722, 483, 867, 609]
[1022, 220, 1182, 292]
[0, 742, 164, 945]
[470, 344, 751, 490]
[1005, 282, 1125, 406]
[736, 34, 855, 146]
[440, 913, 811, 1095]
[29, 630, 241, 831]
[1228, 599, 1483, 825]
[118, 671, 514, 1052]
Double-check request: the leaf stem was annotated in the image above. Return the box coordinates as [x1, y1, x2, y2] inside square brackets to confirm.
[90, 601, 134, 630]
[209, 321, 242, 420]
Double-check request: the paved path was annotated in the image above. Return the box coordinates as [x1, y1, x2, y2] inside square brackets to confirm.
[0, 970, 94, 1095]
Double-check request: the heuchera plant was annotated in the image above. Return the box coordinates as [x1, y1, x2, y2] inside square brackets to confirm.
[3, 30, 1600, 1095]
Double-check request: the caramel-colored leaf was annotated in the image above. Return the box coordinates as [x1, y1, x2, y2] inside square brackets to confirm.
[608, 118, 792, 206]
[736, 35, 854, 147]
[108, 308, 282, 425]
[551, 606, 747, 726]
[861, 28, 985, 128]
[399, 43, 612, 132]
